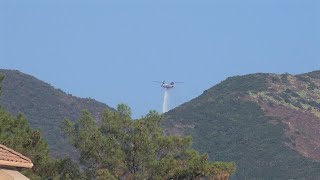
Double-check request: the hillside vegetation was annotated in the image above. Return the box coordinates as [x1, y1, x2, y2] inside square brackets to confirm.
[0, 109, 83, 179]
[0, 75, 236, 179]
[62, 105, 236, 179]
[164, 71, 320, 179]
[3, 68, 320, 179]
[0, 69, 112, 158]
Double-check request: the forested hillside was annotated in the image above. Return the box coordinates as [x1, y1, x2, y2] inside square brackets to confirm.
[3, 68, 320, 179]
[0, 69, 112, 158]
[164, 71, 320, 179]
[0, 71, 236, 179]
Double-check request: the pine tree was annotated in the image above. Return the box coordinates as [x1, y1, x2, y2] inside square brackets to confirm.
[63, 104, 236, 179]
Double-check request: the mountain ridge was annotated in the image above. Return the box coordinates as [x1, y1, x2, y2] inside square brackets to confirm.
[2, 68, 320, 178]
[164, 71, 320, 179]
[0, 69, 113, 158]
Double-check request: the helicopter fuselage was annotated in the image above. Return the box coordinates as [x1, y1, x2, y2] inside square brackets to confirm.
[161, 83, 174, 89]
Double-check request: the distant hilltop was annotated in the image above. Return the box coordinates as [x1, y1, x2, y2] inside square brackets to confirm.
[3, 68, 320, 179]
[0, 69, 113, 159]
[164, 70, 320, 179]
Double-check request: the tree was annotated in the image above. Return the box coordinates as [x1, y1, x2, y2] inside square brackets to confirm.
[63, 104, 236, 179]
[0, 73, 85, 179]
[0, 109, 84, 179]
[0, 110, 53, 179]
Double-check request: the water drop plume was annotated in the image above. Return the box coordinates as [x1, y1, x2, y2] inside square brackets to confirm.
[162, 89, 170, 113]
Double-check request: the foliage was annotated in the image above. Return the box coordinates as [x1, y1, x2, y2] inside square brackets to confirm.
[303, 70, 320, 79]
[207, 73, 269, 95]
[0, 69, 112, 158]
[0, 109, 83, 179]
[63, 104, 236, 179]
[54, 158, 85, 180]
[164, 73, 320, 179]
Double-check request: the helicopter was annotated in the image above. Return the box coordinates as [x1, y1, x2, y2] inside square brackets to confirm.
[154, 81, 184, 89]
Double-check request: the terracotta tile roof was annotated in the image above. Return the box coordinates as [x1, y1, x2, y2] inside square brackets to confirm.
[0, 144, 33, 168]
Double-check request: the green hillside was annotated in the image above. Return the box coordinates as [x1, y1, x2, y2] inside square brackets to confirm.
[3, 68, 320, 179]
[0, 69, 113, 158]
[164, 72, 320, 179]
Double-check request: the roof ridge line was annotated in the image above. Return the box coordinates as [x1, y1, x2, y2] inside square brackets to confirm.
[0, 144, 32, 163]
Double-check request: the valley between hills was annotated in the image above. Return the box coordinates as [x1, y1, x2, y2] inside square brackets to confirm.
[2, 69, 320, 179]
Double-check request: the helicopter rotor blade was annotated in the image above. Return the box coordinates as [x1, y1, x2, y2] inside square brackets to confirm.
[153, 81, 163, 83]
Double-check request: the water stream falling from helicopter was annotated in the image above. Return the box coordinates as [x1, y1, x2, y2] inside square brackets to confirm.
[162, 89, 170, 113]
[154, 81, 183, 113]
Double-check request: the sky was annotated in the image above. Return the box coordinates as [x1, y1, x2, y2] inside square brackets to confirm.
[1, 0, 319, 118]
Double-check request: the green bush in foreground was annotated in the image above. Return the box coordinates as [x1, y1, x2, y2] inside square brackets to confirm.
[0, 109, 84, 179]
[63, 104, 236, 180]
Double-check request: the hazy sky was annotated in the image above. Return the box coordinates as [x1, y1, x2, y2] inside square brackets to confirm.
[1, 0, 319, 118]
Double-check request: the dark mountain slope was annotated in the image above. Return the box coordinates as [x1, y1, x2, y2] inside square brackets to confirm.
[0, 69, 112, 158]
[164, 72, 320, 179]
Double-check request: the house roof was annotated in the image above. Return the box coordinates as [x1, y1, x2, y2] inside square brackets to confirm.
[0, 144, 33, 168]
